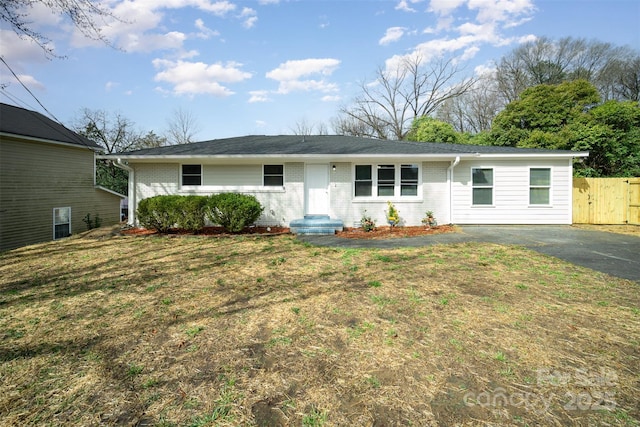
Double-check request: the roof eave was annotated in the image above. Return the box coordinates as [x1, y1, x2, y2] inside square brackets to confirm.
[99, 151, 588, 161]
[1, 131, 101, 151]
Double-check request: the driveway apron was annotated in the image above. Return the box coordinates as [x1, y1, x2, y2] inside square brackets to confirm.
[298, 226, 640, 282]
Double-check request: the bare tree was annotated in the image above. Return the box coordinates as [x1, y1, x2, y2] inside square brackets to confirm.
[73, 109, 163, 194]
[337, 55, 477, 140]
[74, 108, 145, 154]
[165, 108, 201, 145]
[437, 73, 504, 134]
[289, 118, 329, 136]
[598, 54, 640, 102]
[1, 0, 118, 57]
[496, 36, 639, 103]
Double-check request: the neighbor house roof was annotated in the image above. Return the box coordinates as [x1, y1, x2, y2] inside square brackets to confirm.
[107, 135, 588, 161]
[0, 103, 100, 150]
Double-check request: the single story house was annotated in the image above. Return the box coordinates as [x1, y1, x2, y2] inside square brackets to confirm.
[105, 135, 588, 233]
[0, 103, 124, 251]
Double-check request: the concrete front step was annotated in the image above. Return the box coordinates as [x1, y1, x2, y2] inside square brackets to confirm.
[290, 215, 344, 235]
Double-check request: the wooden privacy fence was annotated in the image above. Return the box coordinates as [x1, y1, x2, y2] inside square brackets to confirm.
[573, 177, 640, 224]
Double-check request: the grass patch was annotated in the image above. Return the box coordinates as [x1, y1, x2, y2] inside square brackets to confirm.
[0, 234, 638, 426]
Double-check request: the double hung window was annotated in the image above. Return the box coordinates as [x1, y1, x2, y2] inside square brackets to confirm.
[530, 168, 551, 205]
[182, 164, 202, 186]
[263, 165, 284, 186]
[472, 168, 493, 205]
[53, 207, 71, 239]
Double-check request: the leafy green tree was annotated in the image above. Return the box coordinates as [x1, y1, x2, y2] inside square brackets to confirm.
[406, 116, 462, 143]
[571, 101, 640, 177]
[488, 80, 640, 176]
[488, 80, 600, 149]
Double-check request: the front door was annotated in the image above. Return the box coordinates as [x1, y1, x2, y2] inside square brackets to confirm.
[305, 164, 330, 215]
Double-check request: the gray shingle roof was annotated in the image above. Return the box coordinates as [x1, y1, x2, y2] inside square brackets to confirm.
[0, 103, 100, 149]
[118, 135, 581, 157]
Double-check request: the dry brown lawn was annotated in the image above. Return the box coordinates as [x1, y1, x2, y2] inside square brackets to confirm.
[1, 231, 638, 426]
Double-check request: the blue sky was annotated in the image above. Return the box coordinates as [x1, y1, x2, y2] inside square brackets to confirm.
[1, 0, 638, 141]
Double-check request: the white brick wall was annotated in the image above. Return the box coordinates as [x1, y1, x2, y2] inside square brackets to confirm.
[332, 161, 451, 227]
[132, 162, 304, 227]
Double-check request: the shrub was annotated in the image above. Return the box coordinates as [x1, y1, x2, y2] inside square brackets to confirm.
[174, 195, 207, 232]
[206, 193, 264, 233]
[137, 195, 181, 233]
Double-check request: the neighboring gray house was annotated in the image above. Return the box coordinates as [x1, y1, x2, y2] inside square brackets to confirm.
[0, 103, 124, 251]
[106, 135, 588, 233]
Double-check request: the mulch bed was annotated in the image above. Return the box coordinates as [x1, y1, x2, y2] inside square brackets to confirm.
[120, 226, 290, 236]
[119, 225, 457, 239]
[336, 224, 456, 239]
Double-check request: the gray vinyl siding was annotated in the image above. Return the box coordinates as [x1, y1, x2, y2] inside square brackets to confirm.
[0, 137, 122, 251]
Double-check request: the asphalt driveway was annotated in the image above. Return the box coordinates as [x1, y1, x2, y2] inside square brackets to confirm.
[298, 226, 640, 282]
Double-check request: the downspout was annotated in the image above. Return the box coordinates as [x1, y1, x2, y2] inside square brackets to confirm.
[114, 158, 135, 226]
[447, 156, 460, 224]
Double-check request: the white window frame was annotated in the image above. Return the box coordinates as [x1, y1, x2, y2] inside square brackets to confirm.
[263, 164, 285, 187]
[53, 207, 71, 240]
[471, 167, 494, 206]
[352, 163, 422, 200]
[181, 164, 202, 187]
[529, 167, 552, 206]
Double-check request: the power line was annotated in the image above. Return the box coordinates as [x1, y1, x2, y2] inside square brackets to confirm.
[0, 55, 61, 124]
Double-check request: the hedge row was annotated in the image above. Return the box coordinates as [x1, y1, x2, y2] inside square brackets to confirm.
[137, 194, 264, 233]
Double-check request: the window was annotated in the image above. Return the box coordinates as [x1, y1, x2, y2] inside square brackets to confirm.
[472, 168, 493, 205]
[401, 164, 419, 196]
[354, 163, 421, 198]
[355, 165, 372, 197]
[53, 207, 71, 240]
[377, 164, 395, 197]
[530, 168, 551, 205]
[182, 164, 202, 186]
[264, 164, 284, 186]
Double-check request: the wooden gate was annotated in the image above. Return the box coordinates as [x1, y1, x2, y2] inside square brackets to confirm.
[573, 177, 640, 224]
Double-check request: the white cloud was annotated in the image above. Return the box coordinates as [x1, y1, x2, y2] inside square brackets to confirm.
[152, 59, 252, 96]
[379, 27, 407, 46]
[105, 81, 119, 92]
[266, 58, 340, 81]
[194, 18, 220, 39]
[248, 90, 271, 103]
[68, 0, 240, 52]
[266, 58, 341, 95]
[239, 7, 258, 28]
[321, 95, 341, 102]
[386, 0, 535, 72]
[396, 0, 424, 12]
[14, 74, 46, 91]
[0, 30, 52, 64]
[474, 63, 496, 76]
[428, 0, 467, 15]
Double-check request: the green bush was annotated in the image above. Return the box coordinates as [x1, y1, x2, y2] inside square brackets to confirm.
[174, 195, 207, 232]
[137, 195, 181, 233]
[206, 193, 264, 233]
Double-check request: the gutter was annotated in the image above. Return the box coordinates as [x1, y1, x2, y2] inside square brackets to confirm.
[113, 158, 136, 226]
[447, 156, 461, 224]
